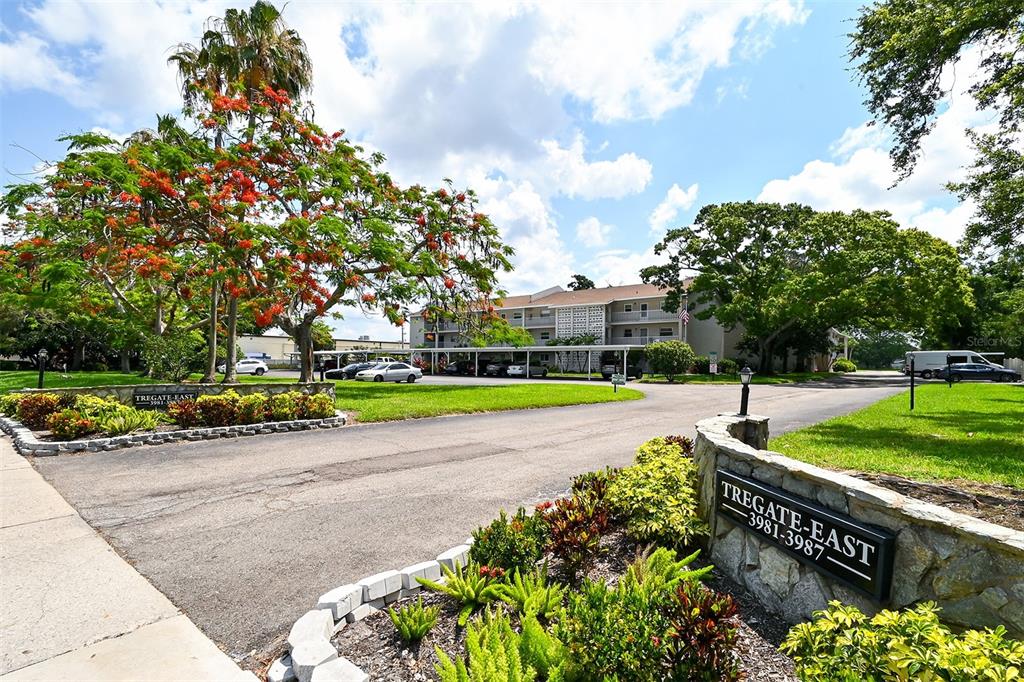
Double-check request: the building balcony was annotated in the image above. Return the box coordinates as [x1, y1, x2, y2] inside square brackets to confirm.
[609, 310, 678, 323]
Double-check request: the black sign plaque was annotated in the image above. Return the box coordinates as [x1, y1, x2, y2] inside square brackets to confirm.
[715, 469, 895, 601]
[132, 387, 200, 410]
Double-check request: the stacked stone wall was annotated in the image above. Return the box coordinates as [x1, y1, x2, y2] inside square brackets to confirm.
[694, 414, 1024, 636]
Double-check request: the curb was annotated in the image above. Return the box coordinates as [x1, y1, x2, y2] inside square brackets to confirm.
[270, 539, 474, 682]
[0, 413, 347, 457]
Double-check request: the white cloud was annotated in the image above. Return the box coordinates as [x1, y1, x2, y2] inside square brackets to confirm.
[585, 246, 668, 288]
[537, 133, 652, 200]
[575, 217, 614, 247]
[528, 1, 808, 122]
[649, 183, 700, 233]
[757, 49, 993, 244]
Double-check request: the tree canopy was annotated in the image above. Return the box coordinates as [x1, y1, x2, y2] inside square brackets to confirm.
[641, 201, 973, 372]
[568, 274, 596, 290]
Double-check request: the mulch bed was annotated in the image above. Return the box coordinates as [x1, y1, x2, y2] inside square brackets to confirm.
[853, 472, 1024, 532]
[328, 528, 797, 681]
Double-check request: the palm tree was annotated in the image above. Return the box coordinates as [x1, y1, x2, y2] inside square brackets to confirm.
[168, 0, 312, 384]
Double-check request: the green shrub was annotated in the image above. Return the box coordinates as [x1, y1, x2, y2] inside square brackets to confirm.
[0, 393, 24, 417]
[470, 507, 547, 573]
[607, 437, 707, 547]
[781, 601, 1024, 682]
[496, 566, 564, 621]
[435, 609, 541, 682]
[387, 597, 439, 642]
[73, 395, 125, 418]
[645, 340, 696, 382]
[195, 391, 240, 426]
[717, 358, 739, 375]
[17, 393, 62, 429]
[95, 408, 163, 436]
[557, 547, 714, 682]
[832, 358, 857, 373]
[236, 393, 268, 425]
[297, 392, 335, 419]
[543, 493, 608, 581]
[268, 392, 299, 421]
[167, 399, 201, 427]
[417, 561, 506, 627]
[46, 408, 98, 440]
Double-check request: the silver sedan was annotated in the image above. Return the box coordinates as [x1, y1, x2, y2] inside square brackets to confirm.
[354, 362, 423, 383]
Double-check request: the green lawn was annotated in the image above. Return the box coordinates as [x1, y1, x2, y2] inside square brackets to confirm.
[771, 382, 1024, 488]
[0, 371, 157, 392]
[640, 371, 836, 385]
[333, 381, 643, 422]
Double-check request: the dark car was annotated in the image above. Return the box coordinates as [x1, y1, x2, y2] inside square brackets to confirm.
[935, 363, 1020, 383]
[599, 351, 644, 380]
[444, 360, 478, 376]
[324, 362, 375, 380]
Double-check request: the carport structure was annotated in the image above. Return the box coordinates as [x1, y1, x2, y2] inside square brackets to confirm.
[312, 344, 645, 378]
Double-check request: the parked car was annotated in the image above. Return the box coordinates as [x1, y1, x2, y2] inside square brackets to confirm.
[599, 351, 643, 380]
[935, 363, 1020, 383]
[444, 360, 478, 376]
[324, 362, 375, 380]
[507, 363, 548, 378]
[217, 358, 269, 376]
[484, 360, 512, 377]
[904, 350, 1002, 379]
[354, 362, 423, 383]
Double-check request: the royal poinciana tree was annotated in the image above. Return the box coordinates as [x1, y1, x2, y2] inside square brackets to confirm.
[641, 202, 972, 373]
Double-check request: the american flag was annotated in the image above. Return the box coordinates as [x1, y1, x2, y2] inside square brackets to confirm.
[679, 308, 690, 323]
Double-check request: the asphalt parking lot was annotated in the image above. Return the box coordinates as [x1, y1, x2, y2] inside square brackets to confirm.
[31, 373, 905, 662]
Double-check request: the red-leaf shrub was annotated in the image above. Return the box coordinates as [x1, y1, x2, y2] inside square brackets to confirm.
[167, 399, 201, 427]
[664, 582, 740, 680]
[46, 409, 98, 440]
[17, 393, 62, 429]
[544, 493, 609, 580]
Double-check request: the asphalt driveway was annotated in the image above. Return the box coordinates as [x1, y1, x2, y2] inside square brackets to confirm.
[31, 373, 905, 661]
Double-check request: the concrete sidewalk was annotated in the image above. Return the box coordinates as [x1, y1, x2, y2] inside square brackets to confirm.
[0, 439, 255, 681]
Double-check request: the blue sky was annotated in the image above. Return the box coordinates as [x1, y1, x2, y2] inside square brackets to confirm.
[0, 1, 981, 340]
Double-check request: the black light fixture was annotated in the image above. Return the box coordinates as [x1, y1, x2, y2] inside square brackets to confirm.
[37, 348, 49, 389]
[739, 364, 753, 415]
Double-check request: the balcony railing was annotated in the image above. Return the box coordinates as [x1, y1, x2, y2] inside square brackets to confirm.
[609, 310, 678, 323]
[523, 316, 555, 328]
[608, 334, 680, 345]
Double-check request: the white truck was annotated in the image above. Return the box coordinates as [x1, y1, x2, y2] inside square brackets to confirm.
[904, 350, 1002, 379]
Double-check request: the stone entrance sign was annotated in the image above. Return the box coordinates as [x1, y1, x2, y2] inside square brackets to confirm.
[132, 387, 200, 410]
[716, 470, 895, 600]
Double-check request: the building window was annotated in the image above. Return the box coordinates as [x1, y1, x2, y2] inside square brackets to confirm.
[501, 313, 506, 319]
[640, 303, 648, 318]
[513, 312, 522, 319]
[624, 303, 633, 313]
[623, 329, 633, 338]
[660, 327, 673, 337]
[540, 331, 550, 340]
[639, 328, 648, 338]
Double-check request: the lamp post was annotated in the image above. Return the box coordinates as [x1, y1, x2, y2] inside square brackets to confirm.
[739, 364, 753, 416]
[37, 348, 49, 389]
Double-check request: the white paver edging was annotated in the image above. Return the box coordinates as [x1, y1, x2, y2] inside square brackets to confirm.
[272, 538, 474, 682]
[0, 412, 347, 457]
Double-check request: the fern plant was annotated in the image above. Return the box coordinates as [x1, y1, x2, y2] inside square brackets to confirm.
[417, 561, 505, 627]
[496, 565, 564, 621]
[387, 597, 439, 642]
[96, 408, 164, 436]
[435, 609, 539, 682]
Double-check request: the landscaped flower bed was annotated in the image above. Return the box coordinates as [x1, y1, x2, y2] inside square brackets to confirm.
[0, 389, 343, 455]
[269, 435, 1024, 682]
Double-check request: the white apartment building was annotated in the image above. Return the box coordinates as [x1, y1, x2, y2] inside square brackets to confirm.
[409, 282, 745, 361]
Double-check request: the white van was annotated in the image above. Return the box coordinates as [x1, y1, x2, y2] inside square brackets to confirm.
[904, 350, 1002, 379]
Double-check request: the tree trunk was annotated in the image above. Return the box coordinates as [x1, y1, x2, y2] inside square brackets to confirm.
[119, 349, 131, 373]
[758, 340, 774, 374]
[70, 342, 84, 371]
[201, 286, 220, 383]
[222, 295, 239, 384]
[295, 322, 315, 382]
